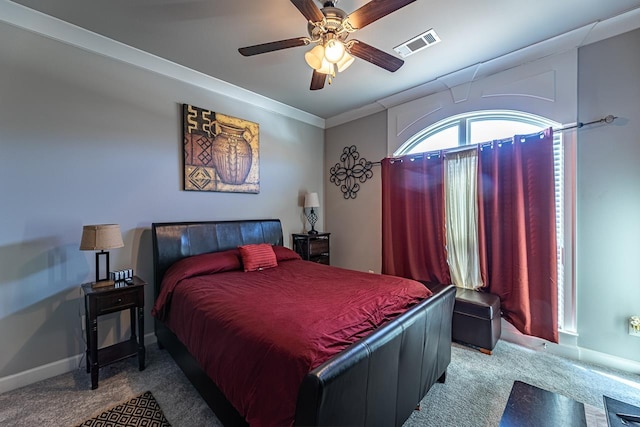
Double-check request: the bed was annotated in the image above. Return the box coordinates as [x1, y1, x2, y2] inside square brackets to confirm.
[152, 219, 455, 427]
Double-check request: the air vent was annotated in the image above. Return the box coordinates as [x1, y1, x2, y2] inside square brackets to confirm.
[393, 29, 441, 58]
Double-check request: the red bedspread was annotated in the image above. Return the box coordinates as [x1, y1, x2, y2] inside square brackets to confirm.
[152, 254, 430, 427]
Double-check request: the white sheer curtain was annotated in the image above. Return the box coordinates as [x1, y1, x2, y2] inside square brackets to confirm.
[444, 148, 483, 289]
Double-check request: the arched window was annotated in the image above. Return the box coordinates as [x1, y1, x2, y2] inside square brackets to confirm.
[395, 110, 559, 154]
[395, 110, 573, 333]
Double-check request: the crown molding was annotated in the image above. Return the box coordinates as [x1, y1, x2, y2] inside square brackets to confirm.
[0, 0, 326, 129]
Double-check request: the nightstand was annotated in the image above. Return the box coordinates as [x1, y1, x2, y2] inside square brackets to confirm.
[292, 233, 330, 265]
[81, 276, 146, 389]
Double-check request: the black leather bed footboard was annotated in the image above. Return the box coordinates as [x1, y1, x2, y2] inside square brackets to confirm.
[295, 283, 455, 427]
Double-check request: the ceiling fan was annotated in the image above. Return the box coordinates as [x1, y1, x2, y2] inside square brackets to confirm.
[238, 0, 416, 90]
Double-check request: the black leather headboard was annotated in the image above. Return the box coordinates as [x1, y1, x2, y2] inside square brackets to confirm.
[151, 219, 283, 297]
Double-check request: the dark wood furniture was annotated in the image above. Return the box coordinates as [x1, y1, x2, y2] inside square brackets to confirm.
[82, 276, 146, 390]
[452, 288, 501, 354]
[292, 232, 330, 265]
[500, 381, 587, 426]
[603, 395, 640, 427]
[152, 219, 456, 426]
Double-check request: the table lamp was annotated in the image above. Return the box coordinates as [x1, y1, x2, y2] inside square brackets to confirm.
[80, 224, 124, 287]
[304, 192, 320, 234]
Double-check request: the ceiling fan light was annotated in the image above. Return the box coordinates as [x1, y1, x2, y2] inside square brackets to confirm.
[336, 51, 354, 72]
[316, 58, 335, 76]
[324, 39, 345, 63]
[304, 45, 325, 70]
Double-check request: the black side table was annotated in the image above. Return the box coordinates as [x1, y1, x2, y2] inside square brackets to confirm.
[81, 276, 146, 389]
[292, 232, 331, 265]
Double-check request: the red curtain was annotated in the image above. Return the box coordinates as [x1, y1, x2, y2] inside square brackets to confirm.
[381, 155, 450, 284]
[478, 128, 558, 342]
[382, 128, 558, 343]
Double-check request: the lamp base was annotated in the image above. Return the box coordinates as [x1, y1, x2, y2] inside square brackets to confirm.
[306, 208, 319, 235]
[91, 279, 115, 289]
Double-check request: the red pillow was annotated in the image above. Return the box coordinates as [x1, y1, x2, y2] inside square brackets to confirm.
[272, 245, 302, 262]
[164, 249, 241, 281]
[238, 243, 278, 272]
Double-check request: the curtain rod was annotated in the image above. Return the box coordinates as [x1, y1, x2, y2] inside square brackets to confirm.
[371, 114, 617, 165]
[555, 114, 617, 132]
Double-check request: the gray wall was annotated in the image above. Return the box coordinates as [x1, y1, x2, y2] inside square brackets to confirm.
[325, 111, 387, 272]
[577, 28, 640, 362]
[0, 22, 323, 379]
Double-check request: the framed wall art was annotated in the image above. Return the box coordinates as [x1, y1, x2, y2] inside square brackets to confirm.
[182, 104, 260, 193]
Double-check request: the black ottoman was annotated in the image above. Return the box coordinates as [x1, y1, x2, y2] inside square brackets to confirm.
[452, 288, 501, 354]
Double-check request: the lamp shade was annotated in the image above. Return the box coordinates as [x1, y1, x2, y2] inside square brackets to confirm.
[80, 224, 124, 251]
[316, 58, 334, 76]
[304, 45, 325, 70]
[336, 51, 355, 72]
[304, 192, 320, 208]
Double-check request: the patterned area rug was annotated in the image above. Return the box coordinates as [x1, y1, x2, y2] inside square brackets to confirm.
[76, 391, 171, 426]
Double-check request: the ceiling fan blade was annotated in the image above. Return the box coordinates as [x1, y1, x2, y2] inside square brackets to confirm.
[349, 40, 404, 72]
[290, 0, 325, 23]
[238, 37, 308, 56]
[347, 0, 416, 29]
[310, 70, 327, 90]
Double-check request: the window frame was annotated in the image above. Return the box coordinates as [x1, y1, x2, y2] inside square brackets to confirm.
[396, 110, 558, 154]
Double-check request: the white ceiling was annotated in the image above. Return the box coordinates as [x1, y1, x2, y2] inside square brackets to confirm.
[7, 0, 640, 121]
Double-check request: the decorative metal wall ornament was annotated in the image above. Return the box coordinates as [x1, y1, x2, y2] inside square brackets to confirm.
[329, 145, 378, 199]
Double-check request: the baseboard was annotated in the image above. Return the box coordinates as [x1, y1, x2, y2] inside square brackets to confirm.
[0, 332, 157, 395]
[577, 347, 640, 374]
[500, 319, 640, 374]
[0, 353, 85, 395]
